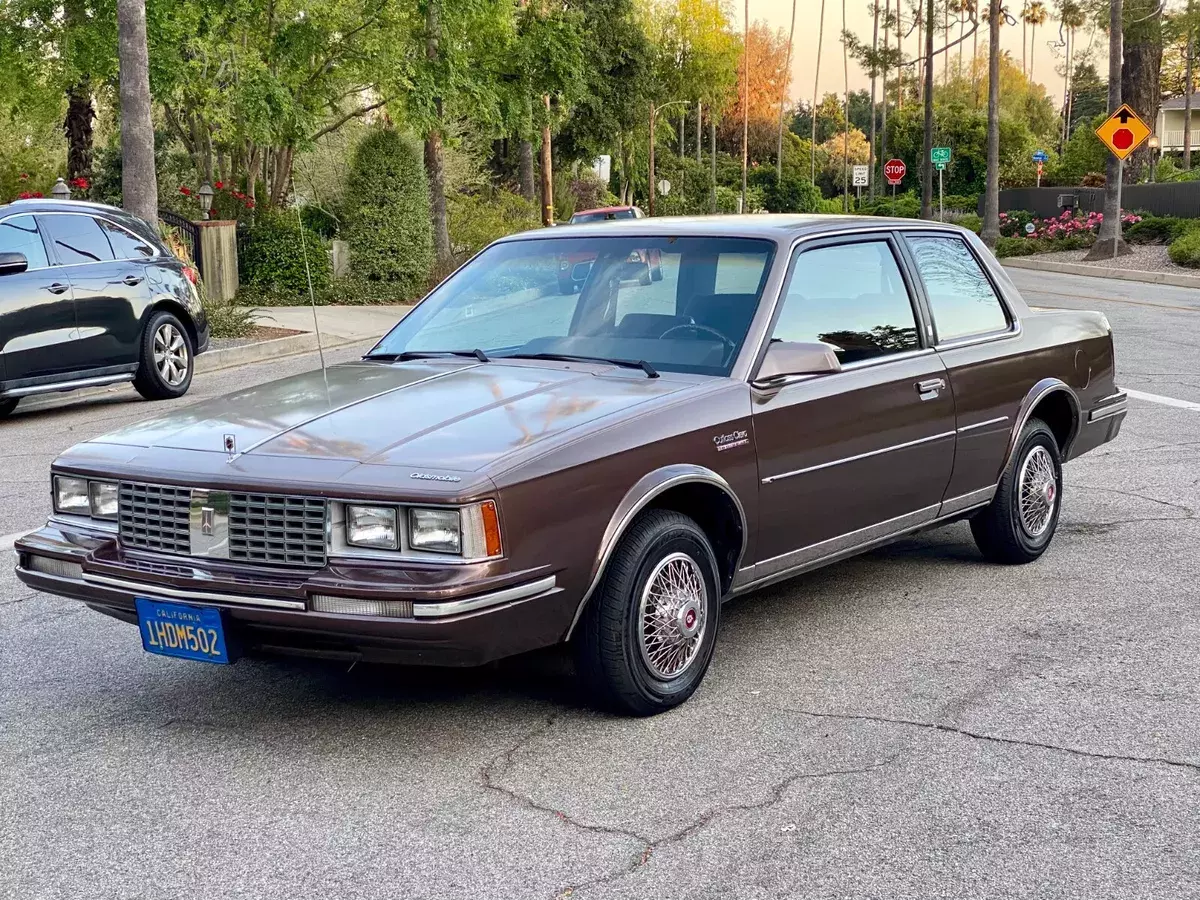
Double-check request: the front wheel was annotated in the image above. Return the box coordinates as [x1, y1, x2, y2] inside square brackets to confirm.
[134, 311, 194, 401]
[971, 418, 1063, 564]
[574, 509, 721, 716]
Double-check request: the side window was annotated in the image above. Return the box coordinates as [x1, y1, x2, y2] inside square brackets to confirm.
[100, 220, 155, 259]
[0, 215, 49, 269]
[40, 215, 115, 265]
[774, 240, 920, 364]
[907, 235, 1009, 341]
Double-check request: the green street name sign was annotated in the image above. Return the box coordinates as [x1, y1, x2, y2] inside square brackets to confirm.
[931, 146, 952, 167]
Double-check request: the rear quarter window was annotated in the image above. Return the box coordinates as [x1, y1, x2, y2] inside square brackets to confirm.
[906, 235, 1010, 342]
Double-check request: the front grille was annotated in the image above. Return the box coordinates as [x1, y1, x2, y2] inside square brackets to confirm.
[119, 483, 191, 554]
[229, 493, 327, 567]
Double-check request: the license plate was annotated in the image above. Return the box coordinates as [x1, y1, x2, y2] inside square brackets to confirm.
[135, 598, 230, 664]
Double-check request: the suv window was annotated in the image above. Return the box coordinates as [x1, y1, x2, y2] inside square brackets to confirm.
[100, 219, 155, 259]
[40, 214, 115, 265]
[0, 215, 49, 269]
[907, 235, 1009, 341]
[774, 240, 920, 364]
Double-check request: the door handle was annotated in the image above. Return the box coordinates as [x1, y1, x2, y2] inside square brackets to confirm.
[916, 378, 946, 400]
[122, 275, 144, 286]
[44, 282, 70, 295]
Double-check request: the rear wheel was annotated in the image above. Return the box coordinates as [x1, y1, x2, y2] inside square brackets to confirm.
[971, 418, 1062, 564]
[0, 398, 17, 419]
[574, 509, 721, 715]
[134, 311, 194, 401]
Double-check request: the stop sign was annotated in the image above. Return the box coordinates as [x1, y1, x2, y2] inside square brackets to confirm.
[884, 158, 906, 184]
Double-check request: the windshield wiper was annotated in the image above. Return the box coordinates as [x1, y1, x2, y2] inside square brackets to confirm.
[502, 352, 659, 379]
[364, 349, 490, 362]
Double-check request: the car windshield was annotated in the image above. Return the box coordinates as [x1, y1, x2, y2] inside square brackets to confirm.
[571, 210, 635, 222]
[369, 236, 775, 377]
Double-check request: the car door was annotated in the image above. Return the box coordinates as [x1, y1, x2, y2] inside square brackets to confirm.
[0, 213, 80, 384]
[39, 213, 149, 370]
[749, 234, 956, 575]
[901, 231, 1024, 509]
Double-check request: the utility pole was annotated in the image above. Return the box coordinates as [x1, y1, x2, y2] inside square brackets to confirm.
[778, 0, 798, 184]
[741, 0, 749, 213]
[540, 94, 553, 226]
[920, 0, 934, 219]
[869, 0, 880, 201]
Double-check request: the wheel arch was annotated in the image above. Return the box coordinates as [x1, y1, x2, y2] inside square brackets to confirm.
[564, 465, 748, 640]
[144, 298, 198, 350]
[1002, 378, 1081, 472]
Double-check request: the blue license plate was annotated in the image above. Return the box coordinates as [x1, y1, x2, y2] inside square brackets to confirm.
[135, 598, 230, 664]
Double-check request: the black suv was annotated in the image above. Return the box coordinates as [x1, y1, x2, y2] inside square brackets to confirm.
[0, 199, 209, 419]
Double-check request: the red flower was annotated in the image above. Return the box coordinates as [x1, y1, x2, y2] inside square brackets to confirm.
[244, 199, 256, 209]
[231, 190, 245, 200]
[31, 191, 42, 198]
[18, 191, 32, 199]
[179, 186, 192, 196]
[19, 172, 29, 181]
[70, 177, 90, 190]
[215, 181, 225, 190]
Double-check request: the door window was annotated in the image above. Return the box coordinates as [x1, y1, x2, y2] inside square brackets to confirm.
[100, 220, 156, 259]
[906, 235, 1009, 341]
[0, 216, 49, 269]
[41, 215, 115, 265]
[774, 240, 921, 364]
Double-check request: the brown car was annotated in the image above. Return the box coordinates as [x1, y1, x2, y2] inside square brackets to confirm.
[15, 216, 1127, 715]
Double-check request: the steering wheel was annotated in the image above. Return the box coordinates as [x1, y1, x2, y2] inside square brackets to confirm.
[659, 322, 737, 361]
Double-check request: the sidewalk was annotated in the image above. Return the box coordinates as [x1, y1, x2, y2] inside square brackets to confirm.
[251, 305, 411, 343]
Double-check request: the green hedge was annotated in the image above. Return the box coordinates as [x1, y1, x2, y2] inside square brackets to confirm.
[1125, 216, 1197, 245]
[238, 212, 331, 303]
[342, 128, 434, 303]
[1168, 229, 1200, 267]
[992, 233, 1095, 259]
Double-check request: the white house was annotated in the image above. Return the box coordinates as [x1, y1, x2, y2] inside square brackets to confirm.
[1155, 94, 1200, 151]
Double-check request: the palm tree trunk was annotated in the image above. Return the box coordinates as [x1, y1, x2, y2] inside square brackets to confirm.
[921, 0, 934, 218]
[116, 0, 157, 223]
[425, 0, 452, 268]
[881, 0, 890, 182]
[813, 0, 827, 182]
[843, 0, 850, 210]
[1186, 0, 1194, 170]
[778, 0, 798, 184]
[1022, 13, 1027, 76]
[1029, 21, 1036, 81]
[741, 0, 749, 211]
[869, 0, 879, 200]
[897, 0, 904, 109]
[981, 0, 1001, 247]
[1086, 0, 1126, 259]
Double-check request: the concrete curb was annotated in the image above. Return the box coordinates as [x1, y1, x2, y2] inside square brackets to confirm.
[1002, 256, 1200, 288]
[196, 332, 371, 374]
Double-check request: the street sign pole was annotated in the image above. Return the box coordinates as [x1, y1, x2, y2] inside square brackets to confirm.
[938, 167, 944, 222]
[1114, 158, 1123, 260]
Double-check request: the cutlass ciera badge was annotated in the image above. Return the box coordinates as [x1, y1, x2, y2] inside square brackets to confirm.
[223, 434, 236, 460]
[712, 430, 749, 452]
[410, 472, 462, 483]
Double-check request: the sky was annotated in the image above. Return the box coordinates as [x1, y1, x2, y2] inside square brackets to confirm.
[751, 0, 1082, 108]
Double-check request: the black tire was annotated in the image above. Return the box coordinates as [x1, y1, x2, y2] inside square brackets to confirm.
[0, 398, 17, 419]
[133, 311, 194, 401]
[574, 509, 721, 716]
[971, 418, 1063, 564]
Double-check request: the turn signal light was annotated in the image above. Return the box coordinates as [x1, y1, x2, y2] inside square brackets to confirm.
[480, 500, 502, 558]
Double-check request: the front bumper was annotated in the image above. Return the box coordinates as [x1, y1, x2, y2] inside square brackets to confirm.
[15, 522, 570, 666]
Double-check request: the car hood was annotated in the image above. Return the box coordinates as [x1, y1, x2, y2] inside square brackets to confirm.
[91, 360, 693, 473]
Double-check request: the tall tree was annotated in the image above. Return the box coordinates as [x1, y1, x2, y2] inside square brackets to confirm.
[1026, 1, 1049, 81]
[1186, 0, 1194, 169]
[981, 0, 1002, 248]
[1086, 0, 1126, 259]
[921, 0, 934, 218]
[116, 0, 156, 222]
[424, 0, 451, 266]
[869, 0, 880, 199]
[813, 0, 827, 182]
[777, 0, 798, 183]
[721, 20, 792, 161]
[1120, 0, 1164, 182]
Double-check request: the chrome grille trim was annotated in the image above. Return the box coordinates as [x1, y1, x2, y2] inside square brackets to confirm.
[119, 482, 191, 554]
[228, 492, 327, 567]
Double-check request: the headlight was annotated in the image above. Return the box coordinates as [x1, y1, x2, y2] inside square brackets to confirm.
[53, 476, 90, 515]
[88, 481, 119, 519]
[346, 505, 398, 550]
[409, 508, 461, 554]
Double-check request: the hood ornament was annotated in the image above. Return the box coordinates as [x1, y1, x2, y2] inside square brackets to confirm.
[224, 433, 236, 459]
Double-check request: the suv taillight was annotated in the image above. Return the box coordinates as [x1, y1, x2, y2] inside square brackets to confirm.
[182, 266, 197, 285]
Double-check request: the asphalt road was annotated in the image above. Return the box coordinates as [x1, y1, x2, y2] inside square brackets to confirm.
[3, 269, 1200, 899]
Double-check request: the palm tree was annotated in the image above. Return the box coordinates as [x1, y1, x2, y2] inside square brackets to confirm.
[981, 0, 1002, 248]
[813, 0, 827, 183]
[1026, 1, 1048, 82]
[777, 0, 798, 184]
[1058, 0, 1086, 148]
[117, 0, 157, 222]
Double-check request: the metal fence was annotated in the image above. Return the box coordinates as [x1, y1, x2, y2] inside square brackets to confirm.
[158, 209, 202, 269]
[987, 182, 1200, 219]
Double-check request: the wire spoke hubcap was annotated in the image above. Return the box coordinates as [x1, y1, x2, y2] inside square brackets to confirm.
[638, 552, 708, 681]
[1018, 444, 1057, 537]
[153, 323, 189, 386]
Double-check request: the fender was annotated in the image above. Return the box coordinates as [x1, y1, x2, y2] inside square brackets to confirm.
[564, 464, 748, 639]
[1001, 377, 1081, 473]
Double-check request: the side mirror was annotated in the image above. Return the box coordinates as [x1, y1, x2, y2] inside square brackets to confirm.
[754, 340, 842, 385]
[0, 252, 28, 276]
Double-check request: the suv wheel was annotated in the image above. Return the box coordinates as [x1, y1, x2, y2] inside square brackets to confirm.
[0, 398, 17, 420]
[971, 418, 1063, 564]
[134, 311, 194, 401]
[574, 509, 721, 715]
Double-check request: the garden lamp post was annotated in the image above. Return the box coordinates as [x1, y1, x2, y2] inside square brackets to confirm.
[197, 183, 215, 220]
[51, 178, 71, 201]
[1148, 135, 1160, 183]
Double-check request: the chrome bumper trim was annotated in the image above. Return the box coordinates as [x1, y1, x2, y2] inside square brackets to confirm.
[81, 571, 308, 610]
[412, 575, 558, 617]
[0, 372, 134, 399]
[1088, 392, 1128, 423]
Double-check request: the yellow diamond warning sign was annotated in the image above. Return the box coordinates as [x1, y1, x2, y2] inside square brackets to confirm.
[1094, 104, 1152, 161]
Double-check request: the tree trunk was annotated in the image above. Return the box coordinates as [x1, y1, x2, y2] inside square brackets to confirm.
[518, 139, 535, 201]
[117, 0, 158, 224]
[881, 0, 889, 185]
[540, 95, 553, 226]
[842, 0, 850, 211]
[679, 112, 685, 159]
[649, 103, 657, 215]
[1086, 0, 1128, 260]
[425, 0, 452, 268]
[868, 0, 879, 200]
[1186, 2, 1193, 170]
[897, 0, 903, 110]
[697, 100, 703, 165]
[917, 0, 924, 105]
[64, 83, 95, 183]
[812, 0, 826, 183]
[981, 0, 1002, 248]
[742, 0, 750, 212]
[710, 120, 718, 213]
[921, 0, 934, 219]
[1121, 13, 1164, 183]
[1029, 23, 1036, 81]
[778, 0, 798, 184]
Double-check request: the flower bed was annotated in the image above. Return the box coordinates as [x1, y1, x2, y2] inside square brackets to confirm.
[993, 210, 1142, 258]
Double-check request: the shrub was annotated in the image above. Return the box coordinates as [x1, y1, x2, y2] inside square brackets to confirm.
[568, 171, 618, 214]
[342, 128, 434, 303]
[448, 188, 540, 258]
[994, 236, 1038, 258]
[238, 211, 331, 304]
[1169, 229, 1200, 267]
[759, 174, 821, 213]
[816, 196, 847, 214]
[1125, 216, 1196, 244]
[1081, 171, 1106, 186]
[954, 213, 982, 233]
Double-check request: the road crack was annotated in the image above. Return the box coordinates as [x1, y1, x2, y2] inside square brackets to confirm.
[786, 708, 1200, 774]
[479, 714, 894, 899]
